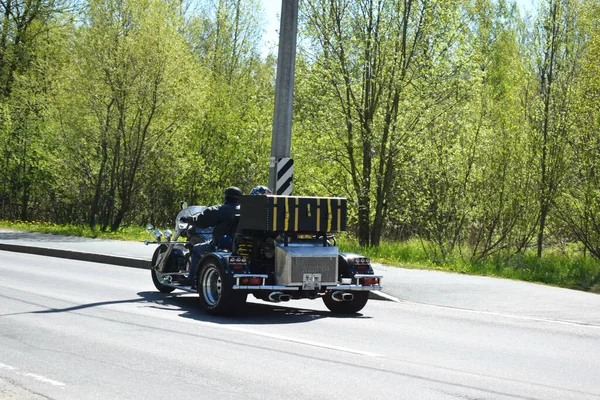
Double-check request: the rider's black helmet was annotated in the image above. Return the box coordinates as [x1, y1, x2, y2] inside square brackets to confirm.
[224, 186, 242, 203]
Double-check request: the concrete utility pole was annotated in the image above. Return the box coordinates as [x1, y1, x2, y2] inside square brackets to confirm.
[269, 0, 298, 196]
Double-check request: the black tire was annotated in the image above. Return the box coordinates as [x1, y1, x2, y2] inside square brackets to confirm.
[323, 291, 369, 314]
[198, 259, 247, 315]
[151, 245, 175, 293]
[184, 252, 192, 274]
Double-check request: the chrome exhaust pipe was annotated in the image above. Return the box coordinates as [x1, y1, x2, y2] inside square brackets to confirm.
[332, 291, 354, 302]
[331, 291, 345, 302]
[279, 294, 291, 302]
[269, 292, 284, 302]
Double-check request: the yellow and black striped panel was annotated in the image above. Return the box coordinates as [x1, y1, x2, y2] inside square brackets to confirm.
[238, 195, 347, 233]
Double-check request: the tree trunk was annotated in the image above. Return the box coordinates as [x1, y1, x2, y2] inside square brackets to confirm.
[358, 192, 370, 246]
[537, 203, 548, 258]
[89, 140, 108, 229]
[536, 0, 559, 258]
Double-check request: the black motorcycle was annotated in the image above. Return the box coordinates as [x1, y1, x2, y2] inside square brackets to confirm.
[145, 204, 212, 293]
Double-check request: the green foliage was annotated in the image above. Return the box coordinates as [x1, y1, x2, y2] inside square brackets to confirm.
[295, 0, 600, 268]
[182, 0, 274, 206]
[49, 0, 206, 230]
[4, 217, 599, 292]
[457, 0, 539, 260]
[340, 235, 600, 292]
[555, 0, 600, 260]
[297, 0, 474, 246]
[338, 236, 432, 266]
[0, 220, 151, 241]
[2, 0, 600, 293]
[483, 252, 600, 291]
[0, 0, 69, 221]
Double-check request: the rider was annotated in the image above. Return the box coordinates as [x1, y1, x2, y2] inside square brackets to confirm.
[249, 185, 271, 196]
[181, 186, 243, 286]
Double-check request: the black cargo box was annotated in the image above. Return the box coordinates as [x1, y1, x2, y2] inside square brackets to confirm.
[238, 195, 347, 233]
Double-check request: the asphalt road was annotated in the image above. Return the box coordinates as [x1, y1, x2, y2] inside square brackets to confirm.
[3, 229, 600, 325]
[1, 250, 599, 400]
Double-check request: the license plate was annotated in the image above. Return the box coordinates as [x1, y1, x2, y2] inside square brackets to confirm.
[302, 273, 321, 290]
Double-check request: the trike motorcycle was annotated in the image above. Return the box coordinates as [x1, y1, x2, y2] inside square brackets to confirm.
[146, 195, 382, 316]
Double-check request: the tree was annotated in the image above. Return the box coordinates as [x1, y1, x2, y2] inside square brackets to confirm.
[461, 0, 539, 260]
[557, 0, 600, 260]
[298, 0, 471, 246]
[528, 0, 581, 257]
[0, 0, 67, 220]
[51, 0, 204, 230]
[183, 0, 274, 204]
[0, 0, 64, 97]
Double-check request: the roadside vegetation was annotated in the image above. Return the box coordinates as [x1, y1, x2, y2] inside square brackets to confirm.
[0, 221, 150, 242]
[1, 0, 600, 293]
[339, 237, 600, 293]
[3, 220, 599, 293]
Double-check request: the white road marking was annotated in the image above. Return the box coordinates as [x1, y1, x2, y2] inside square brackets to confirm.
[220, 326, 384, 357]
[0, 362, 17, 371]
[372, 291, 401, 302]
[405, 300, 600, 330]
[0, 362, 66, 388]
[21, 373, 66, 387]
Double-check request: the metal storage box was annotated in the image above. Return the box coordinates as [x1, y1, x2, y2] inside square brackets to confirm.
[238, 195, 347, 233]
[274, 243, 339, 286]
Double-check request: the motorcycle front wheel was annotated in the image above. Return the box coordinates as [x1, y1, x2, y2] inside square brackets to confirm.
[151, 245, 175, 293]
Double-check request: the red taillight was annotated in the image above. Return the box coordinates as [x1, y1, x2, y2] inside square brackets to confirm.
[356, 265, 369, 271]
[362, 277, 379, 285]
[249, 277, 262, 285]
[232, 264, 245, 270]
[239, 277, 262, 285]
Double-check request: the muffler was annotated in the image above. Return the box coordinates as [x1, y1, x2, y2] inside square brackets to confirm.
[279, 294, 291, 302]
[268, 292, 290, 302]
[269, 292, 283, 302]
[331, 291, 344, 302]
[332, 291, 354, 302]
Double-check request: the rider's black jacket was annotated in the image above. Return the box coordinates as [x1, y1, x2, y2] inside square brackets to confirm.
[190, 201, 238, 244]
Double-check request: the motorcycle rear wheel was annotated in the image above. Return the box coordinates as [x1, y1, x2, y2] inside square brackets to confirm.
[198, 259, 246, 315]
[151, 245, 175, 293]
[323, 291, 369, 314]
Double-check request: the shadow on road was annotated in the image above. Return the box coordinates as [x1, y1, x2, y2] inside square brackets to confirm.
[137, 291, 372, 325]
[0, 292, 159, 317]
[0, 290, 370, 324]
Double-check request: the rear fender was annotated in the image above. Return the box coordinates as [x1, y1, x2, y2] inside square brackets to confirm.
[199, 252, 237, 282]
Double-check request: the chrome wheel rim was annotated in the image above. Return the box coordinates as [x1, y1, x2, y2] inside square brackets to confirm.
[201, 265, 222, 306]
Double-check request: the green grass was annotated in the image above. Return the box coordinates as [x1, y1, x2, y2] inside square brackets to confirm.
[482, 253, 600, 292]
[338, 236, 600, 293]
[3, 220, 600, 292]
[0, 220, 152, 241]
[338, 237, 431, 267]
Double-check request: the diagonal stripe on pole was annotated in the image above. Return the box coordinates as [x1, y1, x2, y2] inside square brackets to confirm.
[276, 158, 293, 195]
